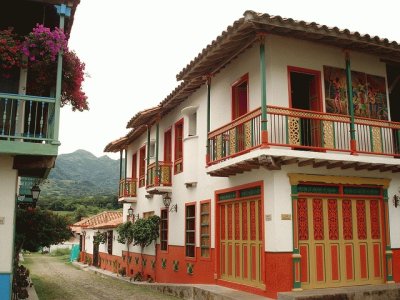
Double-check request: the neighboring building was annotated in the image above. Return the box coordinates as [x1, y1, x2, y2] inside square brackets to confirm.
[101, 11, 400, 298]
[71, 211, 123, 271]
[0, 1, 80, 298]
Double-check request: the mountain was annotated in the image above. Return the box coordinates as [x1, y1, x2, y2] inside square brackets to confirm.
[41, 149, 121, 199]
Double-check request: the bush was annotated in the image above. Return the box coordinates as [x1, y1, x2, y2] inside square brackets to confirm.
[50, 248, 71, 257]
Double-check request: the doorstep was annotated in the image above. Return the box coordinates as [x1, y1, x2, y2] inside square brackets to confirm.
[278, 284, 400, 300]
[73, 261, 272, 300]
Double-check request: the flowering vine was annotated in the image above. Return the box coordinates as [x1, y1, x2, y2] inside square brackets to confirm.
[0, 28, 23, 77]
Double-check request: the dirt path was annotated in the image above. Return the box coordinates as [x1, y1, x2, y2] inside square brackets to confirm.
[24, 254, 177, 300]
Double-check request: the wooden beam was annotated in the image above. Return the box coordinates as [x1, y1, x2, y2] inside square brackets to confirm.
[368, 164, 385, 171]
[281, 158, 298, 165]
[13, 155, 56, 170]
[380, 165, 396, 172]
[258, 155, 281, 170]
[341, 162, 358, 170]
[313, 160, 329, 168]
[298, 159, 314, 167]
[327, 161, 344, 169]
[355, 163, 372, 171]
[392, 167, 400, 173]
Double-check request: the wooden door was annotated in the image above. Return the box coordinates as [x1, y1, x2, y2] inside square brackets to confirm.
[164, 129, 172, 162]
[298, 197, 384, 289]
[93, 242, 99, 267]
[219, 197, 263, 288]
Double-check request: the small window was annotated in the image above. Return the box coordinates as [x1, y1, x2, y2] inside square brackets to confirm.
[139, 146, 146, 187]
[200, 202, 210, 258]
[188, 112, 197, 136]
[160, 209, 168, 251]
[143, 211, 154, 219]
[185, 204, 196, 258]
[107, 230, 113, 255]
[174, 119, 184, 174]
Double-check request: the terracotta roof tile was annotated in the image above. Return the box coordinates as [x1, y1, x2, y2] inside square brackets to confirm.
[72, 211, 123, 229]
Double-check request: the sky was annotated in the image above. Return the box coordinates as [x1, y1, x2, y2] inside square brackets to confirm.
[60, 0, 400, 159]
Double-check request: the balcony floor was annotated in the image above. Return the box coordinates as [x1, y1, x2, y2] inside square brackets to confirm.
[206, 148, 400, 177]
[0, 139, 58, 156]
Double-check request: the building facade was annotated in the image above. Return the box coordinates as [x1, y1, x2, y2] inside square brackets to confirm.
[0, 1, 80, 298]
[100, 11, 400, 298]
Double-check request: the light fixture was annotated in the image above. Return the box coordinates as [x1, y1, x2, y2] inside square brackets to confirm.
[31, 184, 41, 206]
[393, 194, 399, 208]
[128, 206, 134, 217]
[163, 193, 177, 213]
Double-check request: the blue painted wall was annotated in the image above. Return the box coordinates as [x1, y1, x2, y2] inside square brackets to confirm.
[0, 274, 11, 300]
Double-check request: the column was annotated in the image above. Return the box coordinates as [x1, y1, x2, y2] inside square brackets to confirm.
[155, 122, 160, 185]
[383, 189, 394, 283]
[345, 52, 357, 154]
[259, 33, 268, 148]
[206, 76, 211, 164]
[53, 4, 71, 144]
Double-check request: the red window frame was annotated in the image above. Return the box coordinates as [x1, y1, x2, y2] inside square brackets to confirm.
[139, 146, 146, 187]
[231, 73, 249, 120]
[185, 202, 196, 259]
[160, 208, 168, 252]
[164, 129, 172, 162]
[174, 119, 184, 174]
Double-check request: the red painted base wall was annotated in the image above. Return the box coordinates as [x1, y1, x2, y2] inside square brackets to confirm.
[392, 248, 400, 283]
[79, 249, 293, 299]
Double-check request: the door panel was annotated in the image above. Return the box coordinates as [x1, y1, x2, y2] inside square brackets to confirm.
[219, 198, 263, 288]
[299, 197, 384, 289]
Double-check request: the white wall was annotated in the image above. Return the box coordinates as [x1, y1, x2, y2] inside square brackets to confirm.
[119, 34, 398, 256]
[0, 156, 18, 272]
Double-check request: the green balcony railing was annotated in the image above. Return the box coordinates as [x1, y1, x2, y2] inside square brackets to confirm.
[0, 93, 56, 143]
[146, 161, 172, 188]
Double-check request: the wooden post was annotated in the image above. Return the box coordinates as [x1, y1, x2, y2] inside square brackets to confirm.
[155, 122, 160, 186]
[206, 76, 211, 163]
[259, 34, 269, 148]
[291, 184, 302, 290]
[345, 51, 357, 154]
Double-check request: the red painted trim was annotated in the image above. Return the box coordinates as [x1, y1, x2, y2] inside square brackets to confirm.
[287, 66, 323, 112]
[345, 244, 353, 280]
[231, 73, 249, 120]
[174, 118, 184, 174]
[185, 201, 197, 260]
[331, 244, 339, 281]
[160, 208, 169, 253]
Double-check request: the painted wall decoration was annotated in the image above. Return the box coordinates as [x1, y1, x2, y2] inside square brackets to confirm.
[323, 66, 388, 120]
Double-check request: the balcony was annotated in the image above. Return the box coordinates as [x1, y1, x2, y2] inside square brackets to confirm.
[146, 161, 172, 194]
[207, 106, 400, 176]
[118, 178, 137, 202]
[0, 93, 58, 156]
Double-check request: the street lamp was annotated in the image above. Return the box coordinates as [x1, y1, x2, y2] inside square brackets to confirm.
[127, 206, 134, 221]
[163, 193, 177, 213]
[31, 184, 41, 207]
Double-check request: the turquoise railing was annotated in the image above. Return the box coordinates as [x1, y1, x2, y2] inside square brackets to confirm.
[0, 93, 56, 143]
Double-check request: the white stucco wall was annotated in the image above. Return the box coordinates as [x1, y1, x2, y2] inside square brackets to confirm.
[119, 34, 398, 256]
[0, 156, 18, 272]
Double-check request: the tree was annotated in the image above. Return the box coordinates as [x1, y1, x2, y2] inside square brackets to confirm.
[116, 221, 135, 274]
[15, 208, 72, 253]
[131, 216, 161, 277]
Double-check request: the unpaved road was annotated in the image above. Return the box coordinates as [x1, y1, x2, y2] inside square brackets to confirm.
[24, 254, 177, 300]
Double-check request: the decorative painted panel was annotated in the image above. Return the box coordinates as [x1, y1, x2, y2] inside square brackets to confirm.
[370, 200, 380, 239]
[342, 200, 353, 240]
[288, 117, 301, 145]
[216, 135, 222, 160]
[356, 200, 367, 240]
[328, 199, 338, 240]
[359, 243, 368, 279]
[242, 202, 248, 240]
[313, 199, 324, 240]
[300, 244, 309, 283]
[322, 120, 334, 148]
[298, 198, 308, 240]
[330, 244, 340, 281]
[315, 244, 325, 282]
[345, 244, 354, 280]
[227, 204, 232, 240]
[244, 121, 252, 149]
[234, 203, 240, 240]
[250, 201, 256, 240]
[229, 128, 236, 155]
[371, 127, 382, 153]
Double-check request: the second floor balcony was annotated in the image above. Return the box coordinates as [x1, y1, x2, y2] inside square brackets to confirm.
[0, 93, 59, 156]
[207, 105, 400, 176]
[146, 161, 172, 194]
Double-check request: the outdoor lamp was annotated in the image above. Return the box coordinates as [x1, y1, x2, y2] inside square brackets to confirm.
[128, 206, 134, 217]
[394, 194, 399, 208]
[31, 184, 41, 202]
[163, 193, 172, 208]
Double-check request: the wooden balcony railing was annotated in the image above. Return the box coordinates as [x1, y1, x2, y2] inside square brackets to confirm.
[146, 161, 172, 188]
[119, 178, 137, 198]
[207, 105, 400, 164]
[0, 93, 56, 143]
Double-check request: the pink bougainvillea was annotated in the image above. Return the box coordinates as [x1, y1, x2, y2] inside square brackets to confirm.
[0, 28, 23, 77]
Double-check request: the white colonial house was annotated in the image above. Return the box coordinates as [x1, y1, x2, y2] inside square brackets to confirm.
[0, 1, 80, 298]
[94, 11, 400, 298]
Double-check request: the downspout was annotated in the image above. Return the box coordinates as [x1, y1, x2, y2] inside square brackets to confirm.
[345, 51, 357, 154]
[53, 4, 71, 144]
